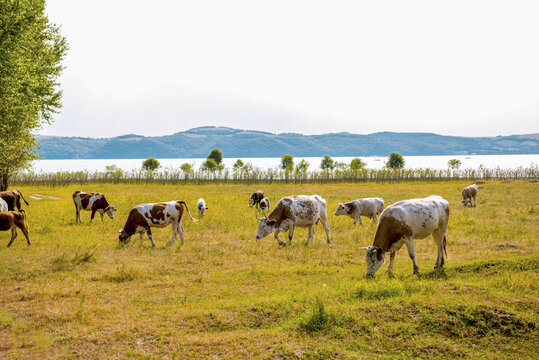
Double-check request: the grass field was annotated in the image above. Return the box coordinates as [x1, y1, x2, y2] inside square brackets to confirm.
[0, 180, 538, 359]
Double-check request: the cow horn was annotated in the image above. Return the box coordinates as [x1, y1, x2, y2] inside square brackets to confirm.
[256, 214, 266, 220]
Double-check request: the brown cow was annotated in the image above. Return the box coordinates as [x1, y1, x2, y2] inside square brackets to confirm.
[0, 189, 29, 211]
[249, 190, 264, 208]
[461, 184, 479, 207]
[0, 210, 30, 247]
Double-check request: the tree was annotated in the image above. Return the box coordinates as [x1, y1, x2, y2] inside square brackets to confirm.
[0, 0, 68, 190]
[180, 162, 193, 176]
[295, 159, 310, 176]
[280, 154, 294, 172]
[320, 155, 335, 171]
[201, 158, 218, 172]
[142, 157, 160, 171]
[233, 159, 244, 171]
[386, 152, 405, 169]
[448, 159, 462, 170]
[350, 157, 366, 171]
[207, 148, 223, 165]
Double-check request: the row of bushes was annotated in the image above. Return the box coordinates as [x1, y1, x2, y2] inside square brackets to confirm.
[11, 164, 538, 186]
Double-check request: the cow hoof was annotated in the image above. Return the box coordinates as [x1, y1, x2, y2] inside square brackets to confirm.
[278, 241, 285, 246]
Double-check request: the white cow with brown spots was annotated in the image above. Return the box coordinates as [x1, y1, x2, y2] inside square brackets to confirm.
[361, 195, 449, 276]
[255, 195, 330, 246]
[0, 210, 30, 247]
[461, 184, 479, 207]
[335, 197, 384, 227]
[258, 197, 271, 213]
[73, 191, 116, 223]
[118, 200, 197, 247]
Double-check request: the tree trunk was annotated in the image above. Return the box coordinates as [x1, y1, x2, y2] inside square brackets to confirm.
[0, 173, 8, 191]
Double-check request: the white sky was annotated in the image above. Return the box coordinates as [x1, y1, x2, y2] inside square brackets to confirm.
[40, 0, 539, 138]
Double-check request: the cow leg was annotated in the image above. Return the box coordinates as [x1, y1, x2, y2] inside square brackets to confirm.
[90, 210, 96, 223]
[100, 213, 104, 223]
[169, 222, 178, 246]
[139, 232, 145, 244]
[433, 231, 445, 269]
[304, 226, 315, 246]
[20, 225, 30, 245]
[371, 214, 378, 225]
[404, 237, 420, 274]
[353, 217, 357, 228]
[358, 216, 365, 227]
[473, 195, 477, 207]
[386, 252, 396, 273]
[7, 228, 17, 247]
[321, 218, 331, 244]
[146, 228, 155, 247]
[179, 225, 185, 245]
[274, 230, 285, 246]
[288, 225, 295, 246]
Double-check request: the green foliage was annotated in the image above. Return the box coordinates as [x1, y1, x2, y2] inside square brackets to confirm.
[207, 148, 223, 165]
[180, 163, 193, 178]
[448, 159, 462, 170]
[0, 0, 68, 190]
[386, 152, 405, 169]
[320, 155, 335, 171]
[295, 159, 310, 176]
[280, 154, 294, 172]
[299, 298, 330, 333]
[142, 157, 160, 171]
[233, 159, 244, 171]
[350, 157, 366, 171]
[201, 158, 218, 172]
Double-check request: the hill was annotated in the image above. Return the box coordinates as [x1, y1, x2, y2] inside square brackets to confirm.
[36, 127, 539, 159]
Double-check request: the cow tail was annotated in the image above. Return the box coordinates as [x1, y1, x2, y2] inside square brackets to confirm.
[443, 235, 448, 258]
[20, 209, 29, 232]
[18, 190, 29, 205]
[179, 201, 197, 222]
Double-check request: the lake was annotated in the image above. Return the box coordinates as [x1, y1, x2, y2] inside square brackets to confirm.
[29, 154, 539, 173]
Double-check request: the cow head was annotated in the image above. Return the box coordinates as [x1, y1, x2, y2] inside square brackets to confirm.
[334, 203, 348, 216]
[461, 199, 469, 207]
[360, 246, 385, 276]
[255, 215, 277, 239]
[118, 228, 131, 245]
[249, 197, 255, 207]
[105, 205, 117, 219]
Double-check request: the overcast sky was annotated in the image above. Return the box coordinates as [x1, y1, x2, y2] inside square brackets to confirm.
[40, 0, 539, 138]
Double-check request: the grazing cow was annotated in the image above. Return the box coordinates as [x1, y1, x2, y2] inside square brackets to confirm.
[335, 197, 384, 227]
[360, 195, 449, 276]
[249, 190, 264, 208]
[255, 195, 330, 246]
[0, 189, 29, 211]
[73, 191, 117, 223]
[0, 210, 30, 247]
[197, 198, 208, 218]
[0, 198, 7, 212]
[258, 197, 270, 213]
[118, 200, 197, 247]
[462, 184, 479, 207]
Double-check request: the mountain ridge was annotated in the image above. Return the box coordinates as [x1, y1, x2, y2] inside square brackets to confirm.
[35, 126, 539, 159]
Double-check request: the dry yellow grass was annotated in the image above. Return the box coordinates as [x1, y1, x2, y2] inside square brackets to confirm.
[0, 180, 538, 359]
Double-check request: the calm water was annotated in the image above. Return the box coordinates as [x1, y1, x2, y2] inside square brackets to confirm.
[30, 154, 538, 173]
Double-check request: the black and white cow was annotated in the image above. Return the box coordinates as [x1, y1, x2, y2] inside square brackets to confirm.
[361, 195, 449, 276]
[249, 190, 264, 208]
[118, 200, 197, 247]
[255, 195, 330, 246]
[73, 191, 116, 223]
[197, 198, 208, 218]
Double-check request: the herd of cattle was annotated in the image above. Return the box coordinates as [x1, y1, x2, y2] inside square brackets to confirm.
[0, 184, 480, 275]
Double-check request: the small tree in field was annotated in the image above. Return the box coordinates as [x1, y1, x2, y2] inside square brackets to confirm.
[180, 163, 193, 178]
[201, 158, 218, 173]
[350, 157, 366, 171]
[386, 152, 405, 169]
[142, 157, 160, 171]
[280, 154, 294, 173]
[448, 159, 462, 170]
[207, 148, 223, 165]
[295, 159, 310, 177]
[320, 155, 335, 172]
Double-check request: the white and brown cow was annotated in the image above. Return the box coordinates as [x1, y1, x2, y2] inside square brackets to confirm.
[258, 197, 270, 213]
[255, 195, 330, 246]
[0, 189, 29, 211]
[249, 190, 264, 208]
[361, 195, 449, 276]
[197, 198, 208, 218]
[0, 198, 7, 212]
[118, 200, 197, 247]
[0, 210, 30, 247]
[73, 191, 116, 223]
[461, 184, 479, 207]
[335, 197, 384, 227]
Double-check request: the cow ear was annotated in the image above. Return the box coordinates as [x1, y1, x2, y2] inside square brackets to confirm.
[267, 219, 277, 226]
[376, 247, 384, 262]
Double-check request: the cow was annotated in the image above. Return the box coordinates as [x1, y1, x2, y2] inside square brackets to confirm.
[0, 198, 7, 212]
[73, 191, 117, 223]
[360, 195, 449, 276]
[462, 184, 479, 207]
[197, 198, 208, 218]
[249, 190, 264, 208]
[118, 200, 197, 247]
[255, 195, 330, 246]
[335, 197, 384, 227]
[0, 210, 30, 247]
[0, 189, 29, 211]
[258, 197, 270, 213]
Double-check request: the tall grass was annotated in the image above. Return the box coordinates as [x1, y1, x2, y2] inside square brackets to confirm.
[12, 164, 539, 187]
